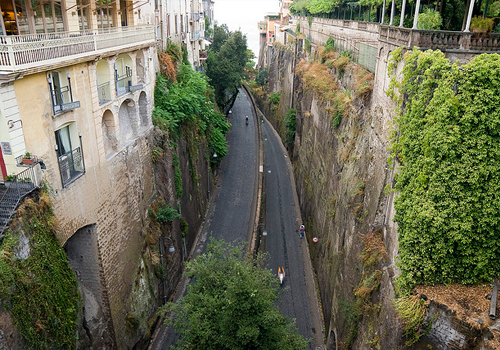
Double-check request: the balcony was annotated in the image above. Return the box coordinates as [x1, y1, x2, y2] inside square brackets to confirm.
[190, 13, 201, 22]
[190, 30, 201, 41]
[0, 25, 156, 74]
[57, 147, 85, 188]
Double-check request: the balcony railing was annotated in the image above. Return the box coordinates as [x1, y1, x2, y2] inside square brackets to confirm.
[191, 30, 201, 41]
[115, 66, 132, 96]
[0, 25, 155, 73]
[98, 81, 112, 105]
[380, 25, 500, 52]
[190, 13, 201, 22]
[57, 147, 85, 188]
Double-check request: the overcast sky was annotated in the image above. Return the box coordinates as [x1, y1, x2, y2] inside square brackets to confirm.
[214, 0, 280, 60]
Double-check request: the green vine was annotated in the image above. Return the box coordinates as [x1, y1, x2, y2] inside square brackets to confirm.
[388, 49, 500, 291]
[0, 189, 79, 349]
[172, 152, 183, 198]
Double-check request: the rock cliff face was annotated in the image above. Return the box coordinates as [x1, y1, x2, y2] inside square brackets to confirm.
[254, 43, 402, 349]
[255, 39, 500, 350]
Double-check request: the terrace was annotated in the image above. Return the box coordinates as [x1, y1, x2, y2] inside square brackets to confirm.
[0, 25, 156, 75]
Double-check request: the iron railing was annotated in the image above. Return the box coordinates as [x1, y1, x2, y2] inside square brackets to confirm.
[57, 147, 85, 188]
[98, 81, 112, 104]
[0, 163, 42, 237]
[115, 66, 132, 96]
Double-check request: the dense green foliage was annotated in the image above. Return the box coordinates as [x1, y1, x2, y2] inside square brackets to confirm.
[206, 25, 248, 107]
[164, 239, 308, 350]
[417, 8, 442, 30]
[284, 108, 297, 145]
[156, 203, 181, 223]
[0, 190, 79, 349]
[153, 59, 230, 164]
[388, 49, 500, 291]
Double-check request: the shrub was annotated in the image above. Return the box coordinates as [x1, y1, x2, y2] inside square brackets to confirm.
[417, 8, 442, 30]
[269, 91, 281, 106]
[157, 203, 181, 223]
[470, 16, 495, 33]
[284, 108, 296, 144]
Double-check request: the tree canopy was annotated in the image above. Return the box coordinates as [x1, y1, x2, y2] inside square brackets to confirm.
[388, 48, 500, 291]
[163, 239, 308, 350]
[206, 25, 248, 107]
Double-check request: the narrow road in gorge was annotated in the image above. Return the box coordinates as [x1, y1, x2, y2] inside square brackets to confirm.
[260, 117, 324, 349]
[148, 88, 259, 349]
[150, 88, 323, 349]
[206, 89, 259, 244]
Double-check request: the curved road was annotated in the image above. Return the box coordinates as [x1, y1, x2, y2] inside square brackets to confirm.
[261, 118, 323, 349]
[149, 88, 323, 349]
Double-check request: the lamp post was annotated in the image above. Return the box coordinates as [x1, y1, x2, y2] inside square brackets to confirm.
[160, 236, 175, 304]
[207, 152, 217, 199]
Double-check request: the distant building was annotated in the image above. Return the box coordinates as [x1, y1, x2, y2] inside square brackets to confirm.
[280, 0, 293, 24]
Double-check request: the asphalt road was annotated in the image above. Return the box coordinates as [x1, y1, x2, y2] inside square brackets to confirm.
[207, 89, 258, 245]
[261, 119, 321, 349]
[149, 88, 323, 349]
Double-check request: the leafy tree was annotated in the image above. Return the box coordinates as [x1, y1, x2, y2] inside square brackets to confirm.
[206, 30, 248, 107]
[204, 17, 213, 39]
[210, 23, 230, 54]
[164, 239, 308, 350]
[244, 49, 257, 80]
[388, 49, 500, 291]
[284, 108, 297, 145]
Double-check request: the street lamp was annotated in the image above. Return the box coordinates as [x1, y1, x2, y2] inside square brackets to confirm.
[207, 152, 217, 200]
[165, 237, 175, 253]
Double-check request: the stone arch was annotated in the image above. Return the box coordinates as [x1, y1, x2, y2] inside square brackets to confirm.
[138, 91, 149, 127]
[64, 224, 115, 348]
[135, 50, 145, 84]
[118, 99, 137, 144]
[102, 109, 117, 154]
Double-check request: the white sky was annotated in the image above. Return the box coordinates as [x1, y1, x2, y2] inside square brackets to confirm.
[214, 0, 280, 60]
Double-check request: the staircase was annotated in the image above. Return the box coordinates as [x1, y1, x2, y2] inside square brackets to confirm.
[0, 164, 42, 238]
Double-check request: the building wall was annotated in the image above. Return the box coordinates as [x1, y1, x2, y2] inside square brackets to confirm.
[8, 44, 158, 348]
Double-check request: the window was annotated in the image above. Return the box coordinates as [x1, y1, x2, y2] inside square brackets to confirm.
[32, 0, 64, 34]
[55, 124, 85, 187]
[77, 0, 90, 31]
[48, 70, 80, 115]
[96, 0, 115, 30]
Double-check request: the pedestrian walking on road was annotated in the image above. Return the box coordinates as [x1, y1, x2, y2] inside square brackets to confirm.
[299, 225, 305, 239]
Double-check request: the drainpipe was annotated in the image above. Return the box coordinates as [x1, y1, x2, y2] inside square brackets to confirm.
[399, 0, 407, 27]
[389, 0, 395, 26]
[464, 0, 475, 32]
[490, 280, 498, 320]
[412, 0, 421, 29]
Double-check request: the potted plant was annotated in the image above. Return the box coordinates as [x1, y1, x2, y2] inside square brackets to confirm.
[4, 174, 15, 187]
[22, 152, 34, 165]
